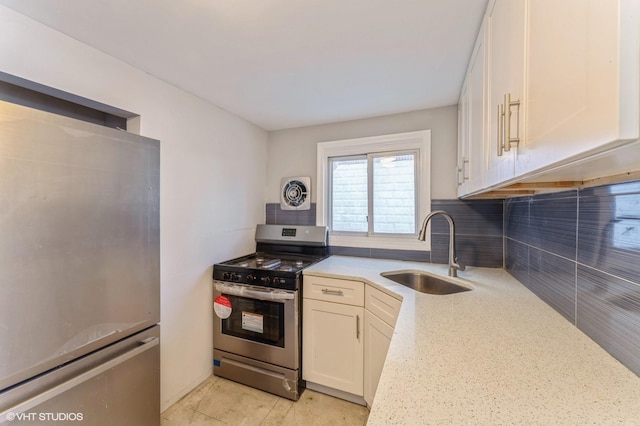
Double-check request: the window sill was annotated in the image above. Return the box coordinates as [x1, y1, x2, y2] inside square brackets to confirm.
[329, 234, 429, 251]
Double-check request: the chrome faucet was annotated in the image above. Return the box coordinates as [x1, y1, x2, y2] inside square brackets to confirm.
[418, 210, 465, 277]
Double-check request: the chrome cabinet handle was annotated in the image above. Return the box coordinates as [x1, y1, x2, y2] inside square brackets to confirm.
[356, 315, 360, 340]
[503, 92, 521, 152]
[457, 159, 469, 185]
[497, 103, 504, 157]
[321, 288, 344, 296]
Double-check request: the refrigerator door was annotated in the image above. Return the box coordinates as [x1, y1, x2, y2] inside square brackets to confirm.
[0, 326, 160, 426]
[0, 101, 160, 391]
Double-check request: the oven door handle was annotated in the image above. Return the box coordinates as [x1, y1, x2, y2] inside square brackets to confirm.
[214, 282, 294, 302]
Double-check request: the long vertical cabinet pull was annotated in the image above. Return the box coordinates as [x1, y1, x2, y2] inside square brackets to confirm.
[356, 315, 360, 339]
[503, 93, 521, 152]
[497, 93, 521, 156]
[457, 160, 470, 184]
[497, 103, 504, 156]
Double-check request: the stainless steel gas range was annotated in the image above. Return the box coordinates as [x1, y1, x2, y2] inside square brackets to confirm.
[212, 224, 329, 400]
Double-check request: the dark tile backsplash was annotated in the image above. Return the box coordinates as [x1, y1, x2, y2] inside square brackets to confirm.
[265, 203, 316, 226]
[505, 180, 640, 377]
[529, 192, 578, 260]
[328, 246, 430, 262]
[265, 203, 432, 262]
[429, 199, 504, 267]
[577, 265, 640, 376]
[578, 189, 640, 283]
[266, 182, 640, 376]
[504, 197, 530, 242]
[431, 234, 503, 267]
[505, 238, 529, 286]
[265, 199, 503, 266]
[528, 248, 576, 323]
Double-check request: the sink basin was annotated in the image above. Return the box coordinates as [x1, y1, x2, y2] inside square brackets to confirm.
[380, 270, 472, 295]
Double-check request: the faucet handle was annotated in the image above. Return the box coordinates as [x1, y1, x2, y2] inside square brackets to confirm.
[453, 257, 465, 272]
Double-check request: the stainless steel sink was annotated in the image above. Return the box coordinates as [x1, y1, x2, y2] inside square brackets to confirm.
[380, 270, 472, 295]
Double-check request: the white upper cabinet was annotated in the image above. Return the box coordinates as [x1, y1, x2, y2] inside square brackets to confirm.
[466, 18, 488, 194]
[459, 0, 640, 197]
[457, 17, 488, 197]
[457, 81, 470, 196]
[516, 0, 640, 176]
[485, 0, 526, 188]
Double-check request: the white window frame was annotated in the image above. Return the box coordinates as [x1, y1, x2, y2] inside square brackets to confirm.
[317, 130, 431, 251]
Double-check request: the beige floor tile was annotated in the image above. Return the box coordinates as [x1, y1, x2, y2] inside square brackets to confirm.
[165, 376, 369, 426]
[184, 377, 280, 425]
[178, 375, 221, 409]
[161, 403, 225, 425]
[282, 390, 369, 426]
[261, 398, 295, 426]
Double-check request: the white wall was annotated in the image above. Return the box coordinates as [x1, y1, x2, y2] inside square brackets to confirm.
[266, 106, 458, 203]
[0, 6, 268, 411]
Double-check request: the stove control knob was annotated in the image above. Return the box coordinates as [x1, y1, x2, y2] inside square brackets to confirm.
[230, 273, 239, 281]
[260, 276, 271, 285]
[222, 272, 231, 280]
[246, 274, 255, 283]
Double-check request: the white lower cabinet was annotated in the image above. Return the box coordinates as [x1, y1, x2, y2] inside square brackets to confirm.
[303, 275, 401, 407]
[363, 310, 393, 407]
[302, 298, 364, 396]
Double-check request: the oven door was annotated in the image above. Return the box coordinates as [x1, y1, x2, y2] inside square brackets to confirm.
[213, 281, 298, 369]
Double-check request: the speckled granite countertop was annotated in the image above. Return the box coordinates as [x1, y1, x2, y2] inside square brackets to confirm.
[303, 256, 640, 425]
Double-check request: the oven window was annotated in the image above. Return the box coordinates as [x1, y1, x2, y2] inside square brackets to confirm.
[221, 294, 285, 347]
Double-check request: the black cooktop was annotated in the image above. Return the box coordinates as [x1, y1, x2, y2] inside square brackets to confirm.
[213, 252, 327, 291]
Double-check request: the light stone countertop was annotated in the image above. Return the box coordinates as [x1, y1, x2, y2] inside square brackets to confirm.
[303, 255, 640, 425]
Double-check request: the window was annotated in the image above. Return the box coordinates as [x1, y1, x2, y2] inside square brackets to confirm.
[317, 131, 431, 251]
[330, 151, 417, 234]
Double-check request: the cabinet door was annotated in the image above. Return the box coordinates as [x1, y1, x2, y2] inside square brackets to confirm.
[456, 81, 470, 197]
[363, 310, 393, 407]
[486, 0, 526, 187]
[466, 17, 488, 194]
[302, 299, 364, 395]
[516, 0, 640, 176]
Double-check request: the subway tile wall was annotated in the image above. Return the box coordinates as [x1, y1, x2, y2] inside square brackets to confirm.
[504, 181, 640, 377]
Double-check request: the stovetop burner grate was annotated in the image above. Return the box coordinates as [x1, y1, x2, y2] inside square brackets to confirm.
[213, 225, 329, 291]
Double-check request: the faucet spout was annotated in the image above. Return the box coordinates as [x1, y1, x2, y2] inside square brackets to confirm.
[418, 210, 465, 277]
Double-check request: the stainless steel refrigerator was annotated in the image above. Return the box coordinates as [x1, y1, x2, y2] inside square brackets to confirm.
[0, 100, 160, 425]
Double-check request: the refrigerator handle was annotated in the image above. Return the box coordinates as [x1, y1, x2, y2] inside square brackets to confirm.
[0, 337, 159, 423]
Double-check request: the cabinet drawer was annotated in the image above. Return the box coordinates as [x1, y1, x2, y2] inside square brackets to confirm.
[365, 286, 401, 327]
[304, 276, 364, 306]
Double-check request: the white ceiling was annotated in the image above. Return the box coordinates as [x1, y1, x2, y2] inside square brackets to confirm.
[1, 0, 487, 131]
